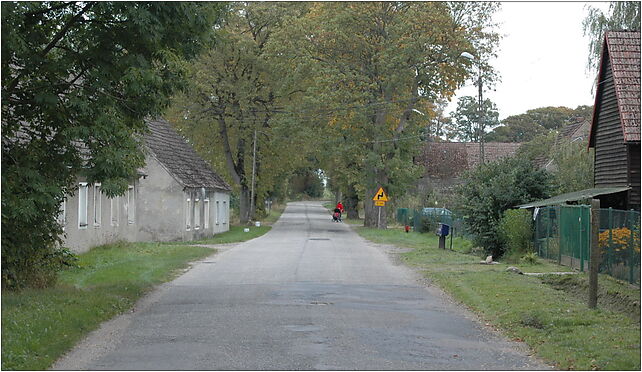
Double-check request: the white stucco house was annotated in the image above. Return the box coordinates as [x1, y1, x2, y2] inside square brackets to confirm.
[60, 118, 232, 253]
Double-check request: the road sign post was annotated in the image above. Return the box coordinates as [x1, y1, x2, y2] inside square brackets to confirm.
[372, 187, 389, 229]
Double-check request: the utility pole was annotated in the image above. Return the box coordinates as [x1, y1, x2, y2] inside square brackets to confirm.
[250, 129, 257, 221]
[478, 65, 485, 164]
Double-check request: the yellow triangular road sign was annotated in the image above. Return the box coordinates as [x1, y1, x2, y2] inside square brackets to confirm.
[372, 187, 389, 201]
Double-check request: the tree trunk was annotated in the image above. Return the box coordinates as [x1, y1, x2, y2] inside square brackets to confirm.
[363, 173, 389, 229]
[238, 186, 251, 224]
[344, 184, 359, 219]
[363, 101, 389, 229]
[334, 189, 342, 205]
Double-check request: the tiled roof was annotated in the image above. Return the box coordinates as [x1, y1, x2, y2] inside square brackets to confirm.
[606, 31, 641, 142]
[465, 142, 522, 169]
[144, 118, 231, 191]
[419, 142, 522, 178]
[558, 119, 591, 142]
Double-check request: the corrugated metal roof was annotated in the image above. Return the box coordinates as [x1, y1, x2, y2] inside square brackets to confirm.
[516, 186, 631, 209]
[607, 31, 640, 142]
[144, 118, 231, 191]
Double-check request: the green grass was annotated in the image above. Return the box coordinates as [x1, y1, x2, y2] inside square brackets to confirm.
[1, 242, 214, 371]
[262, 203, 286, 225]
[189, 203, 286, 245]
[2, 203, 283, 370]
[354, 227, 641, 370]
[189, 225, 272, 245]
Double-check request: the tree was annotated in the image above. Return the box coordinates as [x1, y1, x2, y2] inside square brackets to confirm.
[455, 156, 552, 258]
[515, 131, 557, 163]
[486, 105, 593, 143]
[167, 3, 310, 224]
[425, 98, 452, 140]
[447, 95, 499, 142]
[522, 106, 575, 130]
[552, 139, 594, 194]
[583, 2, 641, 72]
[267, 2, 501, 228]
[1, 2, 224, 288]
[485, 113, 546, 142]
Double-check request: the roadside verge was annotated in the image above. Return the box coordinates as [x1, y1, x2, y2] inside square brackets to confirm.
[2, 203, 287, 370]
[353, 226, 641, 371]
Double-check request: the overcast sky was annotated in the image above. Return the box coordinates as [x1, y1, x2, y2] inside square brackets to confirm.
[447, 1, 611, 120]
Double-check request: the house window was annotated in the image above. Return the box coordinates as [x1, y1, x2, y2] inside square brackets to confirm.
[204, 199, 210, 229]
[78, 183, 88, 229]
[194, 198, 201, 230]
[57, 199, 66, 230]
[222, 201, 227, 224]
[186, 197, 192, 230]
[110, 196, 119, 227]
[126, 185, 135, 224]
[93, 183, 102, 227]
[216, 200, 220, 225]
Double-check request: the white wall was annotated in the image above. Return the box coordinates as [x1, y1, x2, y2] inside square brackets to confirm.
[60, 155, 231, 253]
[62, 178, 139, 253]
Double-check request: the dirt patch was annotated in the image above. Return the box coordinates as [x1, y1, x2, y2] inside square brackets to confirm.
[540, 274, 640, 319]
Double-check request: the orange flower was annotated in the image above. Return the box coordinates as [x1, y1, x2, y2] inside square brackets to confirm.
[599, 227, 641, 254]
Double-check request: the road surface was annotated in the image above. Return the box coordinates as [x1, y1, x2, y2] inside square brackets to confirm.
[53, 201, 548, 370]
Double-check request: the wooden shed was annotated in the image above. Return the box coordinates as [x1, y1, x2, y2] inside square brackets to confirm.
[588, 31, 641, 211]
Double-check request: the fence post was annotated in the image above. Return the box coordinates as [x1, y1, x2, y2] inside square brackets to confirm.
[579, 207, 584, 272]
[629, 210, 635, 284]
[588, 199, 601, 309]
[546, 207, 562, 265]
[535, 209, 540, 256]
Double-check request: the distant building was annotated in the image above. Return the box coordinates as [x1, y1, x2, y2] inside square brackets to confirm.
[416, 141, 522, 195]
[61, 118, 232, 252]
[588, 31, 640, 210]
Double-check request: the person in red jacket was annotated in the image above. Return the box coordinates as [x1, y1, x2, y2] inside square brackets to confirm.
[333, 201, 344, 222]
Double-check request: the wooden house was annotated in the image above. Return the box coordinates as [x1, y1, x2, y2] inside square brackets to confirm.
[588, 31, 640, 210]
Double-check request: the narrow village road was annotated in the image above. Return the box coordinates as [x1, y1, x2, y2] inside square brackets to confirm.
[54, 201, 548, 370]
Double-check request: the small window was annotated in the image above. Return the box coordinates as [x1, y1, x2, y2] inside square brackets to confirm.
[57, 199, 66, 230]
[186, 198, 192, 230]
[222, 201, 227, 224]
[216, 200, 220, 225]
[194, 198, 200, 230]
[204, 199, 210, 229]
[126, 185, 135, 224]
[93, 183, 102, 227]
[78, 183, 88, 229]
[110, 196, 120, 227]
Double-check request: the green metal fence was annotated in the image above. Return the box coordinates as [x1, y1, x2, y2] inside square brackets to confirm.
[395, 208, 472, 239]
[534, 205, 640, 285]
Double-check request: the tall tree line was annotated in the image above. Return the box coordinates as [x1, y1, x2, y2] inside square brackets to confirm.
[170, 2, 501, 228]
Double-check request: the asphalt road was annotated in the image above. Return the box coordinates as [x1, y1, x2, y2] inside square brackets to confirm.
[53, 201, 548, 370]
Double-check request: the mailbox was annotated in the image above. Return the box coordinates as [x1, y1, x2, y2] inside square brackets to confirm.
[437, 223, 450, 237]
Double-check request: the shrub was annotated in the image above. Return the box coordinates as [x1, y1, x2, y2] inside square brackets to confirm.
[499, 209, 534, 261]
[520, 251, 539, 265]
[598, 227, 641, 265]
[455, 156, 551, 258]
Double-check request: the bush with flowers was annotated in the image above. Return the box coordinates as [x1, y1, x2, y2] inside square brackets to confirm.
[598, 227, 640, 265]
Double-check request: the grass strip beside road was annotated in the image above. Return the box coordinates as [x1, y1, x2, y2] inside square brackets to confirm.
[354, 227, 641, 371]
[1, 242, 214, 371]
[2, 204, 287, 370]
[190, 203, 286, 245]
